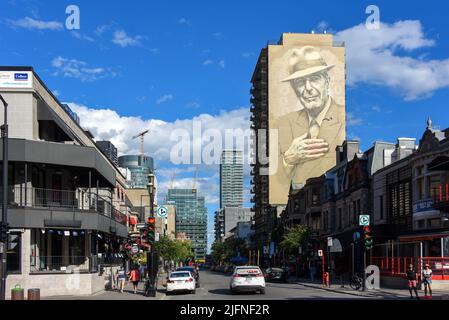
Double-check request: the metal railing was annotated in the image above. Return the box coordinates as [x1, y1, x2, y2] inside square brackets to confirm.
[4, 186, 128, 225]
[372, 256, 449, 280]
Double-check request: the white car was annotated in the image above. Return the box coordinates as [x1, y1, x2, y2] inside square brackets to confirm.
[166, 271, 196, 294]
[229, 266, 266, 294]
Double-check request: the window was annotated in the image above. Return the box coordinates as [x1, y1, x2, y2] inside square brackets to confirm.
[417, 177, 425, 200]
[7, 232, 21, 274]
[429, 175, 441, 200]
[380, 196, 384, 220]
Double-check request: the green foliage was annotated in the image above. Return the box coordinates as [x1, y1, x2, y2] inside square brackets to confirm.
[279, 225, 311, 252]
[155, 236, 194, 263]
[211, 238, 249, 264]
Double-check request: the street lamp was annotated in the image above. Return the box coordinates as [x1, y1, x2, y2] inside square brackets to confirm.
[145, 171, 157, 297]
[0, 94, 8, 301]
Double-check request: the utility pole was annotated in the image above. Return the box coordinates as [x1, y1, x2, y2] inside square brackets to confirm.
[0, 94, 8, 301]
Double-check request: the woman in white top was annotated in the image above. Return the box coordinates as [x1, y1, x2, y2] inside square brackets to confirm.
[422, 263, 433, 298]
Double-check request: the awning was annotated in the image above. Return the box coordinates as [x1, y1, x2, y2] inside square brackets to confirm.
[399, 230, 449, 242]
[428, 156, 449, 171]
[129, 216, 138, 225]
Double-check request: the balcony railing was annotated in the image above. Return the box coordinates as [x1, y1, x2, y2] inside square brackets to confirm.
[4, 187, 128, 225]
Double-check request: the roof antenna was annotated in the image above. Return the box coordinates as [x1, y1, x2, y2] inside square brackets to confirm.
[427, 116, 432, 130]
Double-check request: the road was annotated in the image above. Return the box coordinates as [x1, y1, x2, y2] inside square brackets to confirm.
[160, 270, 368, 300]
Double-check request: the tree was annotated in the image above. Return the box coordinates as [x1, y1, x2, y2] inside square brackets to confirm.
[155, 236, 194, 265]
[279, 225, 311, 253]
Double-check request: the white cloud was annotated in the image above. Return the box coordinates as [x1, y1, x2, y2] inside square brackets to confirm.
[95, 24, 113, 36]
[178, 18, 191, 26]
[347, 112, 363, 126]
[51, 56, 113, 82]
[6, 17, 63, 30]
[112, 30, 143, 47]
[203, 60, 213, 66]
[66, 103, 251, 206]
[372, 105, 381, 112]
[156, 94, 174, 104]
[241, 52, 254, 58]
[335, 20, 449, 100]
[71, 31, 95, 42]
[218, 60, 225, 69]
[186, 101, 201, 109]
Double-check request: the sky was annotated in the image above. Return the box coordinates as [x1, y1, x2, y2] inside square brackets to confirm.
[1, 0, 449, 252]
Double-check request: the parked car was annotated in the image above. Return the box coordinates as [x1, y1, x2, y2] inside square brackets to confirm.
[224, 265, 233, 274]
[229, 266, 266, 295]
[264, 267, 288, 283]
[176, 266, 200, 288]
[166, 271, 196, 294]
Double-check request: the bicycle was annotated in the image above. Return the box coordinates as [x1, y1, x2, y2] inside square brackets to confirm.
[349, 273, 363, 291]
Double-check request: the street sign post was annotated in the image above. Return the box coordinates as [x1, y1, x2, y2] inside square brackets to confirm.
[318, 250, 323, 257]
[359, 215, 370, 226]
[327, 237, 333, 247]
[157, 206, 168, 218]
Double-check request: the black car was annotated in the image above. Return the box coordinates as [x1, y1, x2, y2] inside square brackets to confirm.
[176, 266, 200, 288]
[264, 268, 288, 283]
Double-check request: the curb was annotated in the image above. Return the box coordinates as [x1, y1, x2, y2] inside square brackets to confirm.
[297, 282, 373, 297]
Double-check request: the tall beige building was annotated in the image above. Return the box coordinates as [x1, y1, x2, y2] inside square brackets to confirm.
[250, 33, 346, 253]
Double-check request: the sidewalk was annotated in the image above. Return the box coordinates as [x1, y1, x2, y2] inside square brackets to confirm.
[291, 277, 449, 300]
[43, 274, 168, 300]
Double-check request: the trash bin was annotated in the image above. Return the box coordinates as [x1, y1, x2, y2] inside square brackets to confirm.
[11, 285, 24, 300]
[28, 288, 40, 300]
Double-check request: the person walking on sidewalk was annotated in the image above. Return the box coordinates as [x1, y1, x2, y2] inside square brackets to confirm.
[309, 261, 317, 282]
[422, 263, 433, 299]
[116, 267, 126, 293]
[129, 266, 141, 294]
[406, 264, 420, 299]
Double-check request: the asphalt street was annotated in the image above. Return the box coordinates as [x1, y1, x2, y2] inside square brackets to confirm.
[160, 270, 368, 300]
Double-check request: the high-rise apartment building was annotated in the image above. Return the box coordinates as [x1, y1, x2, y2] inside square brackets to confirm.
[166, 189, 208, 261]
[96, 140, 118, 166]
[250, 33, 346, 251]
[214, 207, 253, 243]
[220, 150, 244, 208]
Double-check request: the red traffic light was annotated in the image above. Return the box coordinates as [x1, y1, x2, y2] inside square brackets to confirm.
[363, 226, 370, 233]
[148, 217, 155, 224]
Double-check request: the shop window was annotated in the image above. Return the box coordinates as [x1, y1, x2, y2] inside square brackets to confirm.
[7, 232, 21, 274]
[428, 218, 441, 229]
[417, 220, 425, 229]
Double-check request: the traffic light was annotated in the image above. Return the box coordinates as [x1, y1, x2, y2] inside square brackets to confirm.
[147, 217, 155, 244]
[363, 226, 373, 251]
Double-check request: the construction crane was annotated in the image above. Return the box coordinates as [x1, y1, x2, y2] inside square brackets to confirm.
[132, 129, 150, 156]
[192, 165, 198, 190]
[169, 171, 177, 189]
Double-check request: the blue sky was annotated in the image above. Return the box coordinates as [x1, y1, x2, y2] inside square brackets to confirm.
[1, 0, 449, 252]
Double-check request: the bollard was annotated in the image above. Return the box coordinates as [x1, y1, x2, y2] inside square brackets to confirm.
[11, 285, 24, 300]
[28, 288, 40, 300]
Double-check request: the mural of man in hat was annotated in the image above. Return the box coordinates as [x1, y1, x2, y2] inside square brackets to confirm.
[274, 46, 345, 186]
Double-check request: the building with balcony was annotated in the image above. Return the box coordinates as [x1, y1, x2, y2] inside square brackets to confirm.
[96, 141, 118, 167]
[214, 207, 253, 243]
[220, 150, 243, 208]
[0, 67, 130, 298]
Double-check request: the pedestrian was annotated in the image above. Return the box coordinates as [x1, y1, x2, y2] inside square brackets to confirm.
[406, 264, 419, 299]
[116, 266, 126, 293]
[309, 262, 317, 282]
[422, 263, 433, 299]
[129, 266, 140, 294]
[139, 263, 146, 281]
